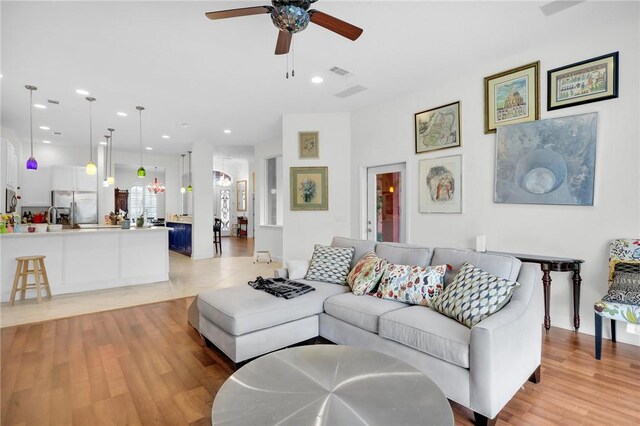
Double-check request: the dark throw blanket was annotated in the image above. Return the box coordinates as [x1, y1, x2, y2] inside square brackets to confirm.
[248, 277, 315, 299]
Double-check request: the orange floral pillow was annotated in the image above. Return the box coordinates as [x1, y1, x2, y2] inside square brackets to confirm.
[347, 251, 387, 295]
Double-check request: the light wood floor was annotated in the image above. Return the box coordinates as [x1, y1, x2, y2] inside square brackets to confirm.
[2, 298, 638, 426]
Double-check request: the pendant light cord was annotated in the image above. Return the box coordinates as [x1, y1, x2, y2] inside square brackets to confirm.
[29, 88, 34, 157]
[89, 100, 93, 163]
[139, 109, 143, 166]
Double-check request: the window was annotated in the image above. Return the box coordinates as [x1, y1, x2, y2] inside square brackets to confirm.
[264, 156, 283, 225]
[128, 185, 157, 219]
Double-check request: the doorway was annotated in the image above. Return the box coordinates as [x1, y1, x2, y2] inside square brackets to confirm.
[366, 163, 406, 243]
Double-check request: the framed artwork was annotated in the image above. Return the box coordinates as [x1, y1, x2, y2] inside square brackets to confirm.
[290, 166, 328, 210]
[484, 61, 540, 134]
[419, 155, 462, 213]
[495, 113, 597, 206]
[415, 101, 461, 153]
[299, 131, 319, 159]
[547, 52, 619, 111]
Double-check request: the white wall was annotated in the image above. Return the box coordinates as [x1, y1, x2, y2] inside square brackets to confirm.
[191, 140, 214, 260]
[254, 138, 283, 260]
[350, 2, 639, 344]
[282, 113, 352, 261]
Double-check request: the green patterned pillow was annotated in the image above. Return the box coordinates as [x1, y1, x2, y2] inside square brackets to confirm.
[431, 262, 520, 328]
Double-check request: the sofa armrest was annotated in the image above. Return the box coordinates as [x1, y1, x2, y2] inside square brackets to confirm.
[469, 262, 543, 419]
[273, 268, 288, 279]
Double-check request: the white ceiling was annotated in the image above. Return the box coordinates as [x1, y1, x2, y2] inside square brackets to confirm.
[1, 1, 568, 157]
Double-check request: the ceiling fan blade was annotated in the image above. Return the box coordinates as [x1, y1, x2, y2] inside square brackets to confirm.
[308, 10, 363, 41]
[275, 31, 292, 55]
[205, 6, 272, 20]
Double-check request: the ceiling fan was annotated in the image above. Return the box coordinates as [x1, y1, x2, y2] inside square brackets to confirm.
[205, 0, 363, 55]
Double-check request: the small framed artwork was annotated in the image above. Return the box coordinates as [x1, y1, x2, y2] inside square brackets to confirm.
[299, 131, 319, 159]
[290, 166, 328, 210]
[419, 155, 462, 213]
[415, 101, 461, 153]
[484, 61, 540, 134]
[547, 52, 619, 111]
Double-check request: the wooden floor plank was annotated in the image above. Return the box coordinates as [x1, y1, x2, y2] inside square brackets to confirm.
[2, 297, 639, 425]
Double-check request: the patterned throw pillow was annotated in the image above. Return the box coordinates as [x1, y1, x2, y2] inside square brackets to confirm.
[305, 245, 355, 285]
[611, 271, 640, 291]
[347, 251, 387, 295]
[603, 289, 640, 306]
[375, 263, 448, 307]
[431, 262, 521, 328]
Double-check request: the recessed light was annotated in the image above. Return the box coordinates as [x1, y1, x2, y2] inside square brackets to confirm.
[39, 126, 50, 130]
[117, 112, 127, 117]
[145, 147, 153, 150]
[161, 135, 170, 139]
[311, 76, 324, 84]
[42, 140, 51, 144]
[75, 89, 90, 96]
[99, 141, 108, 145]
[223, 129, 231, 134]
[34, 104, 47, 109]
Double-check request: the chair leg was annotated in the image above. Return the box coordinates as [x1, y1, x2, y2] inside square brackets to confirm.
[39, 258, 52, 298]
[20, 260, 28, 301]
[9, 260, 22, 306]
[33, 259, 42, 303]
[594, 312, 602, 360]
[611, 319, 617, 342]
[474, 411, 497, 426]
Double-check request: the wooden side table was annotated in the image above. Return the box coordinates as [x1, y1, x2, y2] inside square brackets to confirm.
[489, 251, 584, 332]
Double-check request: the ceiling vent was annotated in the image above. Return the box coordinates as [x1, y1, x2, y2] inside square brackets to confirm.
[335, 85, 367, 98]
[52, 131, 63, 136]
[329, 66, 352, 77]
[47, 99, 59, 105]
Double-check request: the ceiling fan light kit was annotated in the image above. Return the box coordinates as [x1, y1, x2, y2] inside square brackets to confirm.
[206, 0, 362, 77]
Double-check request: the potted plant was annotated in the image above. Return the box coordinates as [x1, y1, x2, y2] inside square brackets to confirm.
[136, 211, 145, 228]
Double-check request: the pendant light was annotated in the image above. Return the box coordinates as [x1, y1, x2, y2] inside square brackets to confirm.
[107, 128, 115, 185]
[85, 97, 97, 175]
[217, 157, 231, 187]
[187, 150, 193, 192]
[180, 154, 186, 193]
[25, 85, 38, 170]
[147, 167, 165, 194]
[136, 106, 146, 178]
[102, 134, 110, 187]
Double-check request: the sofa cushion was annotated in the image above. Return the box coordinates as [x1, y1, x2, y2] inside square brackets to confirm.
[375, 242, 433, 267]
[431, 248, 521, 286]
[305, 244, 355, 285]
[376, 264, 447, 307]
[198, 281, 350, 336]
[347, 251, 388, 295]
[379, 306, 471, 368]
[331, 236, 377, 269]
[431, 262, 520, 328]
[324, 293, 408, 333]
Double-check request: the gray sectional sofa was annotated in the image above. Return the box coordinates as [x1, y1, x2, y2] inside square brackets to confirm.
[197, 236, 543, 424]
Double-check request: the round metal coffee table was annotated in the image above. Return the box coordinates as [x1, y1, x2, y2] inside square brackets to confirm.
[212, 345, 453, 425]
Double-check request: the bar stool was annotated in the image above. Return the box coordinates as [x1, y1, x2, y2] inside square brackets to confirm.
[9, 256, 52, 305]
[213, 218, 222, 254]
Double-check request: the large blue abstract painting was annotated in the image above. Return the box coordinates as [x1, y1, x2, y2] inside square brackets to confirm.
[495, 113, 597, 205]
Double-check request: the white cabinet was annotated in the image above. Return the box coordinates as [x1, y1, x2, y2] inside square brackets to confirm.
[20, 166, 52, 206]
[52, 166, 96, 191]
[5, 142, 18, 190]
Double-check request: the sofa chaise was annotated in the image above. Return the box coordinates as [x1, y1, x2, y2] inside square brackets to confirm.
[197, 237, 543, 424]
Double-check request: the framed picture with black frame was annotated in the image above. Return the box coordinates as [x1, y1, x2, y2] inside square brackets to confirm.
[547, 52, 619, 111]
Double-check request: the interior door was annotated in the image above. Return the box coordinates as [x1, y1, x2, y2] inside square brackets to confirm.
[366, 163, 406, 243]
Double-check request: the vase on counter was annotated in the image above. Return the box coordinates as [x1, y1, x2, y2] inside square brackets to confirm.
[136, 217, 144, 228]
[121, 219, 131, 229]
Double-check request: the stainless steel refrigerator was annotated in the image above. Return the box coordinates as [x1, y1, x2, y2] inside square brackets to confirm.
[51, 191, 98, 225]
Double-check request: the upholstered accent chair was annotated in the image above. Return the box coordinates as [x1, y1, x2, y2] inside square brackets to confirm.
[594, 238, 640, 360]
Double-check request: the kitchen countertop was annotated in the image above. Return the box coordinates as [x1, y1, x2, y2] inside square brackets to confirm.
[0, 226, 169, 238]
[165, 220, 192, 225]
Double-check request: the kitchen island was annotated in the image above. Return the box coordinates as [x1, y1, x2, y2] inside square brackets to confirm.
[0, 227, 169, 302]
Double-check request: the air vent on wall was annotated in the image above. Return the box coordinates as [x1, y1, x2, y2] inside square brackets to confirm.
[52, 131, 62, 136]
[47, 99, 59, 105]
[335, 85, 367, 99]
[329, 66, 352, 77]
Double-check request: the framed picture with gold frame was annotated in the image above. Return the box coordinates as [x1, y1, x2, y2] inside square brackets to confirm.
[298, 131, 319, 159]
[290, 166, 328, 211]
[484, 61, 540, 134]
